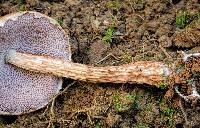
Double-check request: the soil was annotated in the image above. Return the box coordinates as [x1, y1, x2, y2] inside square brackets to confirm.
[0, 0, 200, 127]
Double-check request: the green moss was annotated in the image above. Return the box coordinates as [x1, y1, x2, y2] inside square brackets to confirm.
[95, 120, 103, 128]
[134, 122, 149, 128]
[156, 81, 168, 89]
[56, 17, 64, 26]
[159, 99, 174, 127]
[121, 54, 133, 63]
[19, 4, 26, 11]
[113, 92, 136, 112]
[176, 11, 200, 29]
[18, 0, 26, 11]
[106, 1, 120, 10]
[175, 11, 190, 29]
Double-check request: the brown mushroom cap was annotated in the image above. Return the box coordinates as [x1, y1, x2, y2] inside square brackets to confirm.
[0, 11, 71, 115]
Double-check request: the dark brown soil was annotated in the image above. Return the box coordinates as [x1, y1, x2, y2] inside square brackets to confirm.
[0, 0, 200, 127]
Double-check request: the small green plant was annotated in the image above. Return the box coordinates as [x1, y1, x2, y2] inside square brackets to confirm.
[102, 23, 115, 43]
[19, 4, 26, 11]
[56, 17, 64, 26]
[175, 11, 190, 29]
[106, 1, 120, 10]
[159, 99, 174, 127]
[95, 120, 103, 128]
[164, 107, 174, 127]
[121, 54, 133, 63]
[156, 81, 168, 89]
[18, 0, 26, 11]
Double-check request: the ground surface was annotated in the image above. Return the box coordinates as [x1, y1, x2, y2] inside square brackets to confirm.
[0, 0, 200, 127]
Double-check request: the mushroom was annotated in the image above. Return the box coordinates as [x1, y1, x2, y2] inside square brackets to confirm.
[0, 11, 71, 115]
[2, 11, 198, 115]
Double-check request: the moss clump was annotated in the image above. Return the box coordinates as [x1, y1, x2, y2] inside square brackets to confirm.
[176, 11, 200, 29]
[113, 92, 136, 112]
[175, 11, 190, 29]
[18, 0, 26, 11]
[106, 1, 120, 10]
[156, 82, 168, 89]
[159, 99, 174, 127]
[56, 17, 64, 26]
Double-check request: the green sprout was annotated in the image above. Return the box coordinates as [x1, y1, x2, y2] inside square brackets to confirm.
[102, 23, 115, 43]
[56, 17, 64, 26]
[18, 0, 26, 11]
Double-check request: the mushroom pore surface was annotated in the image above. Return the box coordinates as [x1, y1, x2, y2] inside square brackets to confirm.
[0, 11, 71, 115]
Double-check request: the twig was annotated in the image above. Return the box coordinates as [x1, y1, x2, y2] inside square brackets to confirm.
[181, 51, 200, 62]
[158, 45, 172, 59]
[95, 53, 118, 64]
[178, 98, 190, 125]
[47, 81, 76, 128]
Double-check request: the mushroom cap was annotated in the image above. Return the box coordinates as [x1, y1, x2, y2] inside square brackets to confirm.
[0, 11, 71, 115]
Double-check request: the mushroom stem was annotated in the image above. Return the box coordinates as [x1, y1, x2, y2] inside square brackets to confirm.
[6, 50, 172, 86]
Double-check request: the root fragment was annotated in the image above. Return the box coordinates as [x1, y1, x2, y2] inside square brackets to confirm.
[175, 80, 200, 102]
